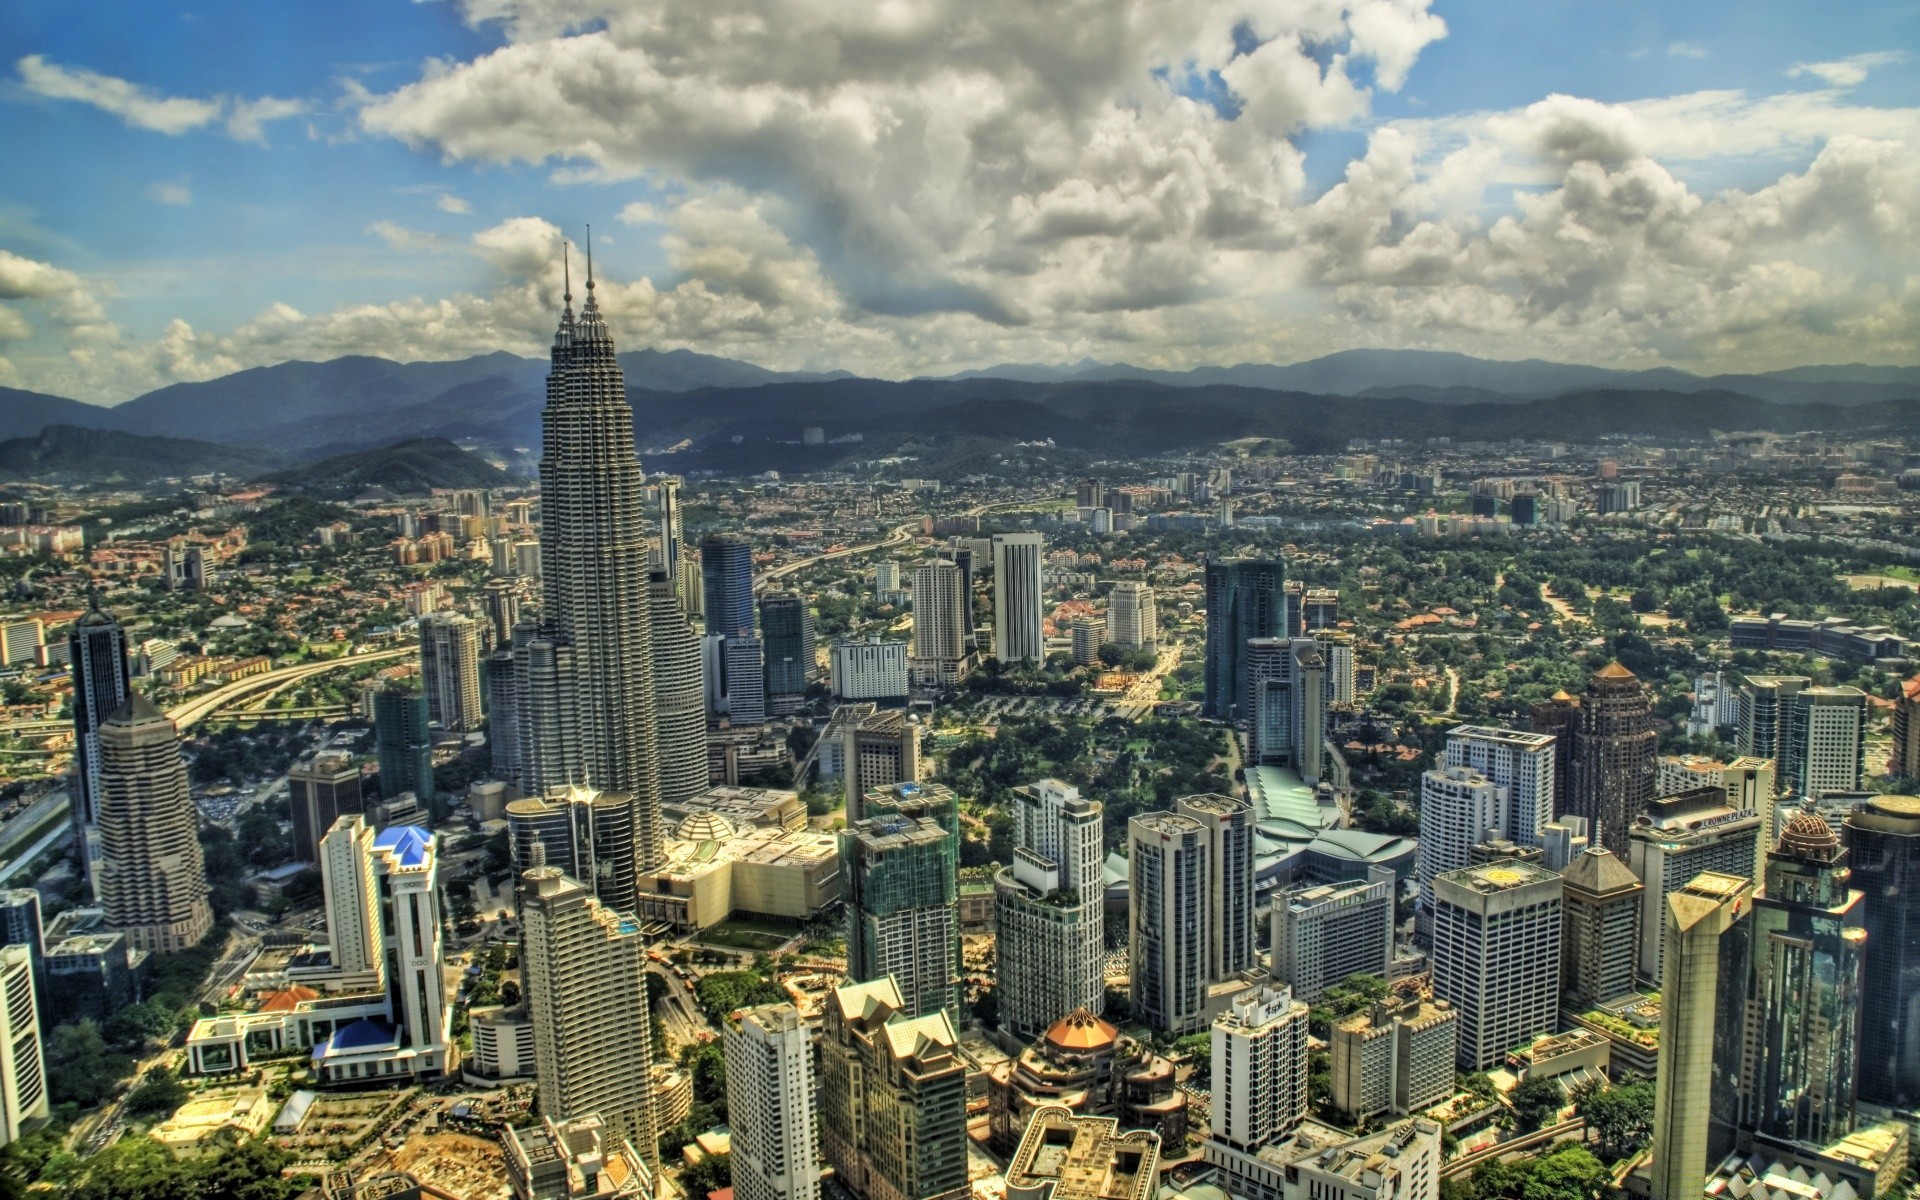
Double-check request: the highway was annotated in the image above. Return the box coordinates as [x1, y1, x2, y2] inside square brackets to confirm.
[754, 521, 920, 593]
[165, 645, 416, 731]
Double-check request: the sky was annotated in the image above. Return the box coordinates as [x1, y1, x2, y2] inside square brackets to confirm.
[0, 0, 1916, 404]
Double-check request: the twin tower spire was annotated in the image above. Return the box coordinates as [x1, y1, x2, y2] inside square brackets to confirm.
[551, 227, 607, 359]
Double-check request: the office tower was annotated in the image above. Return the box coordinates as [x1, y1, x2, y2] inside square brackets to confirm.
[701, 534, 757, 639]
[506, 1114, 653, 1200]
[1414, 766, 1504, 922]
[1789, 686, 1867, 798]
[1568, 663, 1657, 857]
[318, 815, 384, 986]
[1211, 985, 1309, 1153]
[1271, 871, 1394, 1002]
[1443, 725, 1556, 847]
[0, 944, 47, 1147]
[820, 977, 968, 1200]
[649, 569, 708, 807]
[487, 649, 521, 781]
[1742, 811, 1864, 1150]
[374, 685, 435, 813]
[1282, 580, 1304, 640]
[0, 891, 41, 992]
[842, 708, 919, 821]
[1528, 690, 1580, 808]
[1077, 479, 1106, 509]
[1659, 754, 1775, 813]
[1558, 847, 1642, 1012]
[1070, 617, 1100, 667]
[1006, 1109, 1161, 1200]
[482, 578, 522, 646]
[844, 791, 961, 1026]
[1302, 588, 1339, 631]
[1844, 795, 1920, 1109]
[519, 257, 664, 874]
[1203, 558, 1285, 721]
[1430, 860, 1563, 1070]
[1629, 788, 1762, 987]
[1739, 674, 1809, 771]
[67, 593, 130, 889]
[95, 696, 211, 955]
[505, 786, 643, 915]
[677, 548, 704, 618]
[1540, 816, 1591, 872]
[1894, 679, 1920, 780]
[911, 560, 970, 684]
[656, 474, 684, 581]
[1319, 633, 1356, 706]
[1128, 810, 1210, 1034]
[995, 780, 1105, 1041]
[1245, 638, 1326, 783]
[419, 612, 485, 732]
[1179, 794, 1255, 982]
[370, 825, 450, 1068]
[719, 635, 769, 725]
[760, 591, 816, 715]
[874, 561, 901, 595]
[991, 532, 1046, 664]
[1650, 873, 1754, 1200]
[289, 752, 366, 864]
[831, 637, 910, 703]
[1106, 581, 1157, 651]
[1329, 991, 1458, 1122]
[520, 866, 656, 1159]
[725, 1003, 821, 1200]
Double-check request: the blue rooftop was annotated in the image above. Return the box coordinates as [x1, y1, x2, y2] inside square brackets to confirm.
[314, 1017, 400, 1059]
[373, 825, 432, 868]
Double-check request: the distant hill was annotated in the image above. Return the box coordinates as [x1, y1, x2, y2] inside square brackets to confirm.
[260, 437, 512, 497]
[618, 347, 854, 391]
[0, 387, 115, 441]
[0, 424, 276, 482]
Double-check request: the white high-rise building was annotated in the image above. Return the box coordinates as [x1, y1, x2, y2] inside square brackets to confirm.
[1430, 860, 1564, 1070]
[1796, 686, 1866, 798]
[318, 816, 384, 991]
[374, 826, 448, 1061]
[911, 560, 971, 685]
[874, 561, 901, 595]
[1211, 984, 1310, 1153]
[725, 1003, 821, 1200]
[1105, 582, 1158, 651]
[1271, 870, 1394, 1002]
[831, 638, 910, 702]
[521, 866, 657, 1161]
[1440, 726, 1555, 846]
[0, 944, 47, 1148]
[1180, 794, 1257, 982]
[995, 780, 1106, 1040]
[1129, 810, 1211, 1034]
[1415, 765, 1504, 919]
[418, 612, 485, 732]
[992, 533, 1046, 664]
[1320, 636, 1356, 706]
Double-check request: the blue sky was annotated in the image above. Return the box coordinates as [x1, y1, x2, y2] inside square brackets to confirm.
[1, 0, 1916, 401]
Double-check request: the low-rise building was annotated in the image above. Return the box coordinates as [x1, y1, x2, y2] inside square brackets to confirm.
[1004, 1107, 1160, 1200]
[985, 1009, 1186, 1156]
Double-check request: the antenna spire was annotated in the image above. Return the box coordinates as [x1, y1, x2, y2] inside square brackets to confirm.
[563, 240, 572, 304]
[585, 225, 594, 291]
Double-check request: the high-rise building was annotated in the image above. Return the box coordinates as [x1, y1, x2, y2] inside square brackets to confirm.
[992, 533, 1046, 664]
[374, 685, 435, 814]
[67, 594, 130, 891]
[1629, 788, 1762, 988]
[760, 592, 816, 715]
[844, 784, 960, 1026]
[1738, 674, 1810, 774]
[289, 752, 366, 864]
[482, 578, 522, 646]
[842, 709, 919, 821]
[506, 786, 643, 915]
[487, 648, 521, 782]
[1540, 815, 1591, 872]
[718, 635, 769, 725]
[95, 695, 212, 955]
[1844, 795, 1920, 1109]
[655, 474, 684, 583]
[1106, 582, 1157, 651]
[419, 612, 485, 732]
[832, 638, 910, 703]
[910, 560, 971, 685]
[678, 548, 704, 618]
[819, 977, 968, 1200]
[1650, 872, 1754, 1200]
[0, 891, 41, 994]
[1245, 638, 1327, 783]
[318, 815, 384, 989]
[1179, 794, 1255, 983]
[1270, 871, 1394, 1002]
[1892, 678, 1920, 780]
[1203, 558, 1285, 722]
[519, 866, 656, 1160]
[1528, 690, 1581, 808]
[518, 256, 664, 873]
[369, 824, 450, 1074]
[1789, 686, 1867, 798]
[1741, 811, 1864, 1151]
[1557, 847, 1642, 1012]
[1442, 725, 1556, 847]
[650, 569, 708, 807]
[701, 534, 757, 640]
[1429, 860, 1563, 1070]
[1415, 765, 1504, 923]
[505, 1113, 654, 1200]
[1128, 810, 1210, 1034]
[1211, 985, 1310, 1153]
[1568, 663, 1657, 857]
[1070, 617, 1100, 667]
[726, 1003, 821, 1200]
[1658, 754, 1776, 815]
[1329, 990, 1458, 1123]
[995, 780, 1105, 1041]
[0, 944, 47, 1147]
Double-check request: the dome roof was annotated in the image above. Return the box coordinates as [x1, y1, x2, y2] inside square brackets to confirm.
[1779, 809, 1841, 860]
[1044, 1008, 1118, 1052]
[677, 812, 737, 842]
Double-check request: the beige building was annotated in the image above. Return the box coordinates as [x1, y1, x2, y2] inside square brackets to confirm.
[635, 814, 841, 931]
[1329, 990, 1457, 1123]
[1650, 872, 1753, 1200]
[97, 695, 212, 954]
[843, 709, 920, 821]
[1005, 1107, 1161, 1200]
[819, 977, 969, 1200]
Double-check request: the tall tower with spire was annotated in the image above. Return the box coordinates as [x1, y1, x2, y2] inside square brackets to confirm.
[69, 586, 131, 895]
[519, 236, 665, 875]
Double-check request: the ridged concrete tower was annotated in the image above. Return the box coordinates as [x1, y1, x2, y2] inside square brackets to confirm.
[528, 236, 663, 873]
[649, 568, 707, 807]
[96, 694, 212, 954]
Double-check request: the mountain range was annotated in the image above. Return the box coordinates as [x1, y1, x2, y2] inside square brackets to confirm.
[1, 346, 1915, 484]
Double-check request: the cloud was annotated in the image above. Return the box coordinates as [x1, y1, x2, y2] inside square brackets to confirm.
[14, 54, 304, 142]
[1666, 42, 1709, 60]
[1789, 51, 1908, 89]
[367, 220, 453, 252]
[149, 179, 193, 206]
[435, 192, 472, 214]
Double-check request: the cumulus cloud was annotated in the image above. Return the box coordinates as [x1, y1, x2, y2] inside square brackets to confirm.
[435, 192, 472, 214]
[15, 54, 305, 142]
[1789, 51, 1908, 89]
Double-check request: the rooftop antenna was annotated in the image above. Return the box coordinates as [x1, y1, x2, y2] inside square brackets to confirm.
[585, 224, 594, 292]
[563, 239, 572, 304]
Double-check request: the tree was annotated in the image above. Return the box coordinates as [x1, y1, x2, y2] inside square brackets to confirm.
[1578, 1080, 1655, 1161]
[124, 1067, 188, 1118]
[1469, 1147, 1610, 1200]
[683, 1151, 732, 1198]
[45, 1021, 133, 1108]
[1508, 1075, 1564, 1133]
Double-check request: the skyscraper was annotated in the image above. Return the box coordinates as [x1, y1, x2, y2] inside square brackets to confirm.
[844, 784, 961, 1026]
[1430, 860, 1563, 1070]
[1271, 871, 1394, 1002]
[1892, 678, 1920, 780]
[1569, 662, 1657, 857]
[373, 685, 434, 812]
[520, 248, 663, 872]
[760, 591, 816, 715]
[1788, 686, 1867, 798]
[725, 1003, 821, 1200]
[649, 568, 708, 808]
[1844, 795, 1920, 1109]
[1245, 638, 1327, 782]
[1738, 674, 1809, 776]
[1629, 788, 1762, 988]
[655, 474, 684, 582]
[1528, 690, 1580, 807]
[991, 532, 1046, 664]
[520, 866, 656, 1161]
[96, 695, 212, 955]
[68, 593, 130, 891]
[289, 751, 366, 864]
[0, 944, 47, 1148]
[487, 648, 520, 781]
[910, 559, 971, 686]
[994, 780, 1105, 1041]
[1557, 847, 1642, 1013]
[482, 578, 522, 647]
[1105, 581, 1157, 651]
[505, 785, 643, 915]
[1129, 810, 1210, 1034]
[819, 977, 968, 1200]
[1211, 985, 1310, 1154]
[418, 612, 485, 732]
[1179, 794, 1255, 982]
[1442, 725, 1556, 847]
[701, 534, 757, 639]
[1203, 558, 1284, 722]
[841, 709, 920, 821]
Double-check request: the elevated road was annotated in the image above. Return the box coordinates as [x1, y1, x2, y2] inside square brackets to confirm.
[165, 645, 415, 731]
